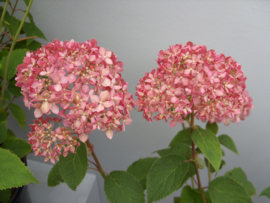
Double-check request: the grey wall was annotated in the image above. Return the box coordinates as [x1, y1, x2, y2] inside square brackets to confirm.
[8, 0, 270, 202]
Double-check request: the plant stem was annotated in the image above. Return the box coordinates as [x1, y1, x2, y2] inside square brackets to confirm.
[0, 0, 9, 29]
[11, 0, 18, 16]
[86, 139, 106, 179]
[207, 160, 211, 182]
[190, 113, 207, 203]
[0, 0, 33, 108]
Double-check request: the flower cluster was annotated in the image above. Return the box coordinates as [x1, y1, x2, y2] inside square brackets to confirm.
[28, 117, 80, 164]
[136, 41, 253, 127]
[16, 39, 135, 162]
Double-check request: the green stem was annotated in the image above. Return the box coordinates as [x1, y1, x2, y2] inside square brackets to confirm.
[0, 0, 9, 29]
[11, 0, 19, 16]
[190, 113, 207, 203]
[0, 0, 33, 108]
[86, 139, 106, 179]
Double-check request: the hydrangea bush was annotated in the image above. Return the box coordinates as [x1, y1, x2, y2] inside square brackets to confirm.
[13, 39, 270, 203]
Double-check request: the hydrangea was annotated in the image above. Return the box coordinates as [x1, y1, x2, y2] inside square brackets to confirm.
[16, 39, 135, 163]
[136, 41, 253, 127]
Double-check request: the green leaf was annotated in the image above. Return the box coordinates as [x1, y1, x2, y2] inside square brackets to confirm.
[206, 121, 218, 135]
[0, 189, 12, 203]
[0, 49, 8, 61]
[22, 22, 47, 45]
[8, 80, 22, 96]
[14, 40, 42, 51]
[191, 127, 222, 172]
[127, 157, 158, 190]
[224, 167, 256, 196]
[8, 103, 26, 130]
[1, 138, 31, 158]
[59, 142, 88, 191]
[0, 148, 38, 189]
[260, 186, 270, 199]
[181, 186, 204, 203]
[208, 176, 252, 203]
[27, 12, 35, 25]
[0, 49, 28, 81]
[4, 90, 10, 101]
[3, 129, 16, 142]
[23, 0, 30, 6]
[3, 14, 19, 37]
[27, 40, 42, 51]
[0, 111, 8, 122]
[174, 197, 181, 203]
[218, 134, 238, 155]
[146, 155, 190, 203]
[204, 157, 226, 173]
[104, 171, 145, 203]
[169, 128, 192, 146]
[0, 121, 7, 144]
[48, 162, 64, 187]
[154, 143, 190, 158]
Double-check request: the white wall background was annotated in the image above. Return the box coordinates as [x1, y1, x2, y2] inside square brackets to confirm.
[8, 0, 270, 202]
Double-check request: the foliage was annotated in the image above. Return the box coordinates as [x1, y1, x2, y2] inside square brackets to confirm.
[0, 0, 46, 201]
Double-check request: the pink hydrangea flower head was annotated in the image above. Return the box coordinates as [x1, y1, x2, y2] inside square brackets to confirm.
[136, 42, 253, 126]
[16, 39, 135, 161]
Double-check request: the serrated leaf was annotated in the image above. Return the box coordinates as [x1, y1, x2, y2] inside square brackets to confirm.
[224, 167, 256, 196]
[169, 128, 192, 146]
[0, 121, 7, 144]
[22, 22, 47, 45]
[204, 157, 225, 173]
[154, 143, 190, 158]
[181, 186, 204, 203]
[209, 176, 252, 203]
[127, 157, 158, 190]
[59, 142, 88, 191]
[146, 155, 190, 203]
[0, 111, 8, 122]
[260, 186, 270, 199]
[104, 171, 145, 203]
[191, 127, 222, 172]
[1, 138, 31, 158]
[8, 80, 22, 96]
[0, 189, 12, 203]
[8, 103, 26, 130]
[48, 162, 64, 187]
[0, 49, 28, 81]
[218, 134, 238, 155]
[206, 121, 218, 135]
[0, 148, 38, 189]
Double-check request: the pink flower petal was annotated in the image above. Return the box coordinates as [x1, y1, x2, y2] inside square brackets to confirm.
[90, 95, 100, 104]
[96, 104, 104, 112]
[170, 120, 177, 128]
[34, 108, 42, 118]
[102, 78, 111, 87]
[79, 133, 88, 143]
[51, 103, 59, 114]
[41, 101, 50, 113]
[106, 130, 113, 139]
[103, 101, 112, 108]
[54, 84, 62, 91]
[100, 91, 109, 101]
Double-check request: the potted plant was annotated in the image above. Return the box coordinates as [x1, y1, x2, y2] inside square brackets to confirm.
[0, 0, 46, 202]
